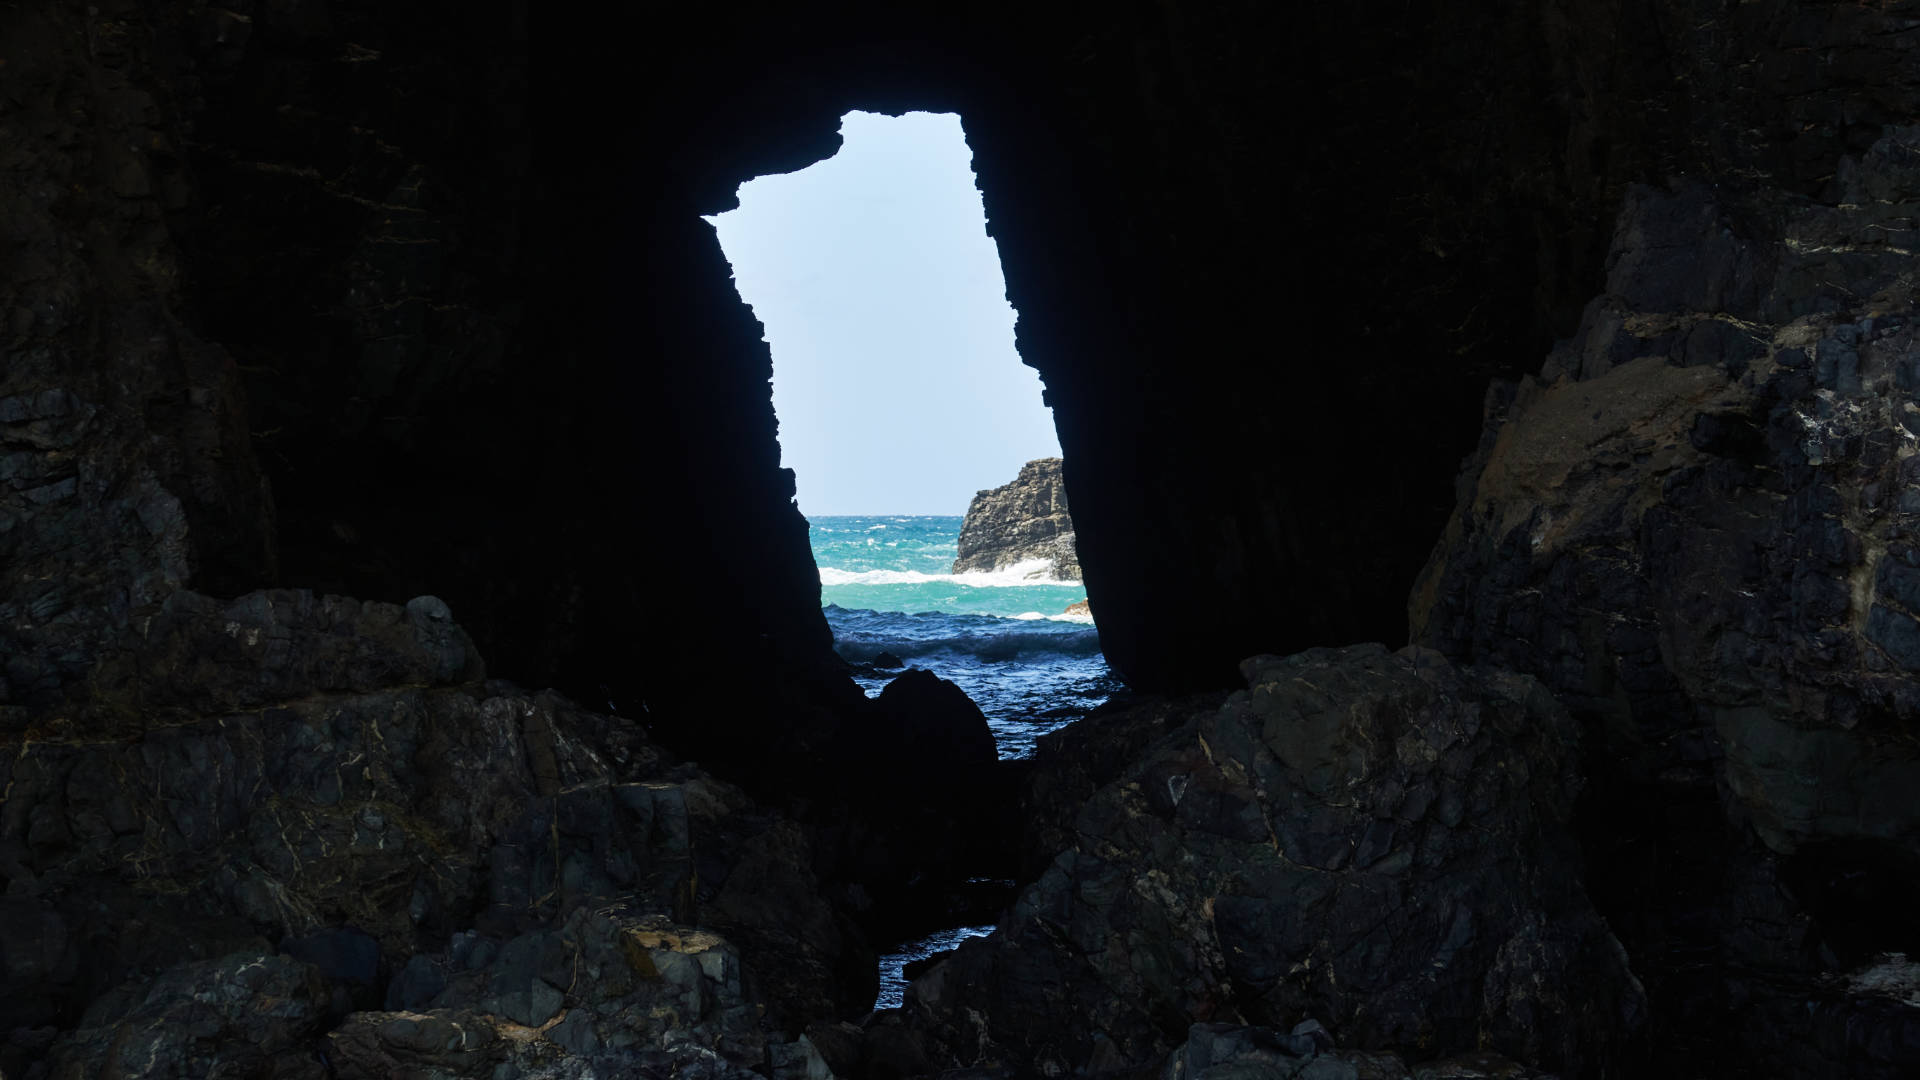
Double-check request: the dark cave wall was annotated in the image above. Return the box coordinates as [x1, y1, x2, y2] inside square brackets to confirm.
[7, 0, 1916, 725]
[5, 1, 1919, 1075]
[0, 0, 852, 751]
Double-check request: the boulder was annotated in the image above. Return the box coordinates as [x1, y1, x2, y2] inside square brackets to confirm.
[951, 458, 1081, 581]
[809, 670, 1021, 942]
[0, 590, 875, 1067]
[1156, 1022, 1549, 1080]
[892, 645, 1644, 1076]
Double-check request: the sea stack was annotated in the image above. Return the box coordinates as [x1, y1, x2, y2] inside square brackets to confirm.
[952, 458, 1081, 581]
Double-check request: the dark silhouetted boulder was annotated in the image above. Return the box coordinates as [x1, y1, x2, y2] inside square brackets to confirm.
[870, 669, 998, 769]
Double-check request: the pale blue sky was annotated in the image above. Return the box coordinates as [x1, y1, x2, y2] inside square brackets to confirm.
[706, 111, 1061, 516]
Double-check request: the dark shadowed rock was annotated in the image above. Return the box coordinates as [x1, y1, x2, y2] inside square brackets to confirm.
[283, 926, 381, 988]
[1157, 1022, 1545, 1080]
[0, 591, 875, 1069]
[952, 458, 1081, 581]
[811, 670, 1022, 943]
[332, 908, 832, 1078]
[7, 1, 1920, 1075]
[870, 669, 998, 769]
[43, 952, 330, 1079]
[68, 588, 485, 734]
[1412, 126, 1920, 1076]
[894, 645, 1644, 1077]
[1020, 692, 1229, 879]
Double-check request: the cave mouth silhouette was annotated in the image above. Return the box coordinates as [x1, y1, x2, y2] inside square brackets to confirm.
[703, 109, 1057, 522]
[704, 111, 1114, 1005]
[704, 108, 1111, 765]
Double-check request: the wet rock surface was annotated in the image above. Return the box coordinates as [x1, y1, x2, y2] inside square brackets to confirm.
[952, 458, 1080, 581]
[1413, 127, 1920, 1076]
[887, 646, 1643, 1077]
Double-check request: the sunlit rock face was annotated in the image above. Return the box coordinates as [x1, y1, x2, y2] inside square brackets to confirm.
[951, 457, 1080, 580]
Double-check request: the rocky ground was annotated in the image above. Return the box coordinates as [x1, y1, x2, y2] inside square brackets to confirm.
[0, 590, 870, 1077]
[951, 458, 1081, 581]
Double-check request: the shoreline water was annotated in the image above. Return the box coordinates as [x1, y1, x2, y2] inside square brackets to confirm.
[810, 515, 1115, 760]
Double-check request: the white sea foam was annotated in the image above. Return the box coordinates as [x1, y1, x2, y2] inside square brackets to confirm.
[821, 560, 1083, 588]
[1011, 610, 1097, 624]
[953, 558, 1083, 586]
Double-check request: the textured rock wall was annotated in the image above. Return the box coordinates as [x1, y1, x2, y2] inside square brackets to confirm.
[1412, 127, 1920, 1075]
[0, 591, 870, 1074]
[0, 2, 276, 720]
[12, 0, 1916, 720]
[951, 457, 1080, 580]
[894, 647, 1645, 1077]
[0, 0, 846, 776]
[8, 0, 1920, 1074]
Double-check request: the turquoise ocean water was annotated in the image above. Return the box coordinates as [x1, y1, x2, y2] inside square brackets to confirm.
[810, 515, 1116, 760]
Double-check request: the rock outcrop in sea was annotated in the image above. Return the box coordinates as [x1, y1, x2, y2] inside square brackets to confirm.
[951, 458, 1081, 581]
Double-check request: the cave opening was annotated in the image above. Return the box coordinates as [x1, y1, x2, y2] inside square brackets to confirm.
[705, 109, 1119, 1007]
[705, 109, 1118, 760]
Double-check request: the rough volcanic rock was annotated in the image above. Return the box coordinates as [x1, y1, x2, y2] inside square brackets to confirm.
[0, 3, 275, 721]
[330, 908, 835, 1079]
[1412, 127, 1920, 1075]
[9, 0, 1920, 1074]
[867, 669, 998, 769]
[1157, 1023, 1552, 1080]
[43, 952, 330, 1079]
[893, 645, 1643, 1077]
[1019, 692, 1228, 880]
[0, 590, 873, 1068]
[952, 458, 1080, 581]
